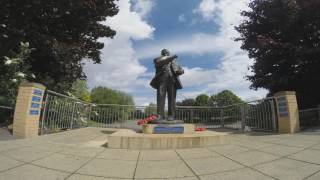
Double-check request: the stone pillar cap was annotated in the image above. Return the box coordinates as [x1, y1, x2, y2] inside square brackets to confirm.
[20, 81, 46, 90]
[274, 91, 296, 96]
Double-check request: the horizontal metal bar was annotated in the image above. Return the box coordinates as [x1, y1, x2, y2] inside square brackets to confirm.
[0, 105, 13, 110]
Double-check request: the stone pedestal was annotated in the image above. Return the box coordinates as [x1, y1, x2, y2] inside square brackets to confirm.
[274, 91, 300, 133]
[108, 129, 230, 149]
[13, 82, 46, 138]
[142, 124, 195, 134]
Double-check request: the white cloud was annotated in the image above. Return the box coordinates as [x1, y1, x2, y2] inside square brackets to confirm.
[132, 0, 154, 18]
[178, 14, 186, 22]
[84, 0, 155, 103]
[193, 0, 218, 20]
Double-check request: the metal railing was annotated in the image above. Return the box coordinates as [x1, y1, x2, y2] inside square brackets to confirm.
[39, 90, 278, 134]
[299, 107, 320, 130]
[0, 105, 14, 126]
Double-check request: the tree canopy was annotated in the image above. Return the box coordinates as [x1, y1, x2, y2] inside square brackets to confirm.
[208, 90, 243, 107]
[0, 0, 118, 101]
[90, 87, 134, 105]
[195, 94, 209, 106]
[70, 79, 91, 102]
[236, 0, 320, 108]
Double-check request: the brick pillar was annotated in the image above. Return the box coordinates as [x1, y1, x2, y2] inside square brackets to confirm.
[274, 91, 300, 133]
[13, 82, 46, 138]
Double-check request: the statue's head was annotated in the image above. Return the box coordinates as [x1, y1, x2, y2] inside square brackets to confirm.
[161, 49, 170, 56]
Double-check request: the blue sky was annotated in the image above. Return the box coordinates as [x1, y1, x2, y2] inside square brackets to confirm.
[84, 0, 268, 105]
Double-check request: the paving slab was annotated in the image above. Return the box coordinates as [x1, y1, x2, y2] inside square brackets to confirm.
[232, 139, 273, 149]
[0, 164, 69, 180]
[97, 149, 139, 161]
[254, 158, 320, 180]
[185, 156, 243, 175]
[59, 146, 105, 158]
[288, 149, 320, 164]
[67, 173, 120, 180]
[275, 139, 318, 148]
[139, 150, 179, 161]
[135, 159, 194, 179]
[200, 167, 273, 180]
[1, 146, 56, 162]
[207, 144, 250, 155]
[227, 150, 280, 166]
[32, 153, 90, 173]
[0, 154, 24, 172]
[176, 148, 219, 160]
[306, 170, 320, 180]
[77, 158, 136, 178]
[257, 144, 304, 156]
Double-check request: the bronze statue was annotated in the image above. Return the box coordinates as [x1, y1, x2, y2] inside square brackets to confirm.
[150, 49, 184, 124]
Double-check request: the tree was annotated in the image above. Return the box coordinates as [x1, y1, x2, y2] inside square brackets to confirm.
[176, 98, 196, 106]
[208, 90, 243, 107]
[0, 0, 118, 93]
[90, 87, 134, 123]
[70, 79, 91, 102]
[91, 87, 134, 105]
[195, 94, 209, 106]
[236, 0, 320, 108]
[0, 42, 34, 106]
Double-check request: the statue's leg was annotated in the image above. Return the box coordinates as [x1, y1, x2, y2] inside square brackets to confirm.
[157, 82, 167, 119]
[167, 80, 176, 120]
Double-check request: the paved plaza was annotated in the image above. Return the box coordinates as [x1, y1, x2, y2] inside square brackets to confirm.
[1, 127, 320, 180]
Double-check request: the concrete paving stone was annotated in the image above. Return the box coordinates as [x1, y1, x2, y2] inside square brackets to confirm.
[67, 173, 121, 180]
[289, 149, 320, 164]
[77, 158, 136, 178]
[254, 158, 320, 180]
[176, 148, 219, 160]
[305, 170, 320, 180]
[32, 153, 90, 173]
[200, 167, 274, 180]
[59, 146, 105, 158]
[139, 150, 179, 161]
[135, 177, 198, 180]
[0, 164, 69, 180]
[276, 139, 318, 148]
[311, 143, 320, 150]
[0, 154, 24, 172]
[31, 143, 68, 152]
[207, 144, 250, 155]
[232, 140, 273, 149]
[185, 156, 243, 176]
[257, 144, 304, 156]
[1, 146, 56, 162]
[135, 159, 194, 179]
[0, 141, 26, 152]
[97, 149, 139, 161]
[227, 150, 280, 166]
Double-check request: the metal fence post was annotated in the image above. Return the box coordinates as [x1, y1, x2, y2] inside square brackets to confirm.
[318, 105, 320, 123]
[270, 99, 277, 132]
[241, 106, 246, 132]
[220, 108, 224, 128]
[40, 94, 49, 135]
[70, 101, 76, 129]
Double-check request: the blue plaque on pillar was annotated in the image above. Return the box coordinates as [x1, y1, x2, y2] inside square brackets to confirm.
[33, 89, 43, 96]
[32, 96, 41, 102]
[29, 110, 39, 115]
[154, 126, 184, 134]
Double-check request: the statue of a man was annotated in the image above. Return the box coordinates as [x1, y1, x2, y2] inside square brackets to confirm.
[150, 49, 184, 123]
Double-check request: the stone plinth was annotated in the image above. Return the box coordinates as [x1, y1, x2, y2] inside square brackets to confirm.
[142, 124, 195, 134]
[274, 91, 300, 133]
[13, 82, 46, 138]
[108, 129, 230, 149]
